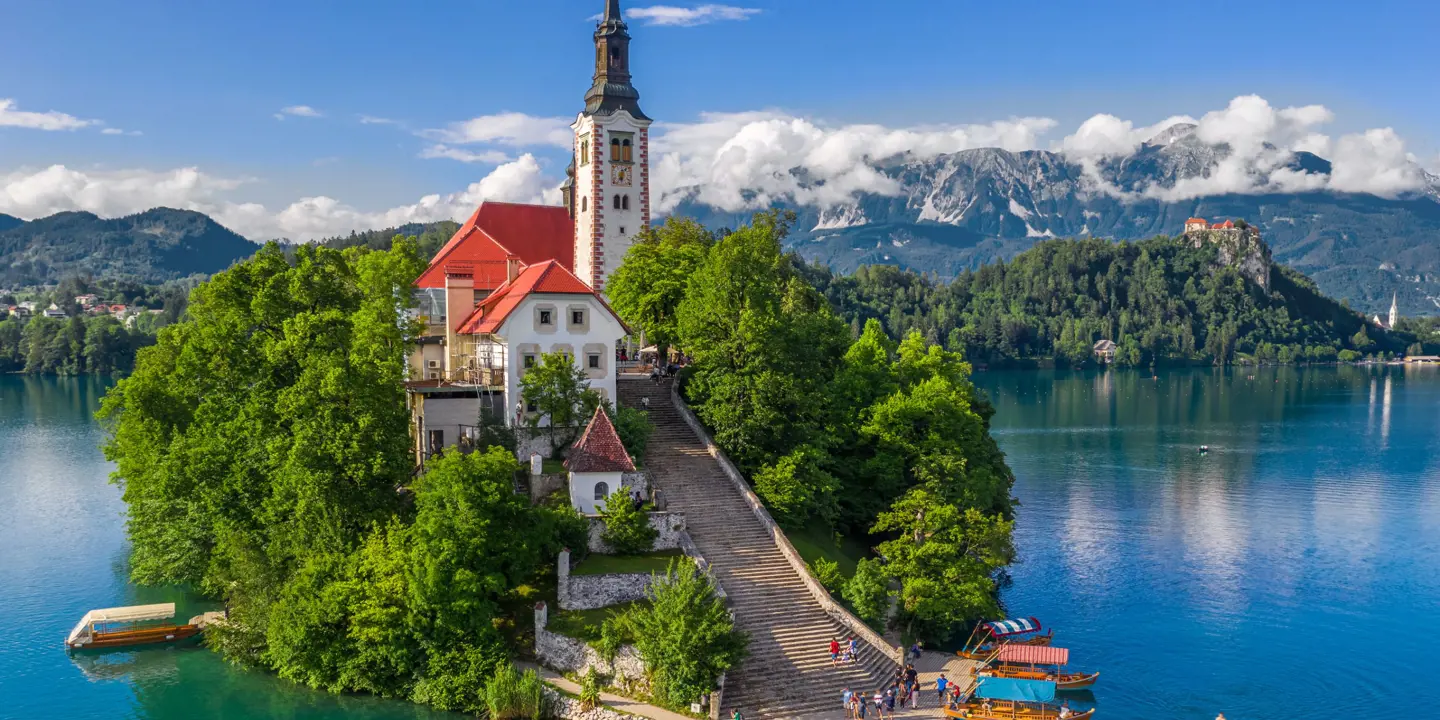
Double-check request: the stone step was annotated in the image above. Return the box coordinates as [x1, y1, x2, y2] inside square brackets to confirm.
[620, 382, 894, 718]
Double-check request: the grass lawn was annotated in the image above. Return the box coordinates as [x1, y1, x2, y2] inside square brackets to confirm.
[542, 458, 566, 475]
[789, 521, 868, 579]
[571, 549, 686, 576]
[548, 600, 651, 643]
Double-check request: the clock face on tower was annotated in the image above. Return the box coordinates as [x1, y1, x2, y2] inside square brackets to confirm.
[612, 165, 632, 187]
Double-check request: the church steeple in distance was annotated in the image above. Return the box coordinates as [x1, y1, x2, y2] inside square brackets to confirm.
[585, 0, 648, 120]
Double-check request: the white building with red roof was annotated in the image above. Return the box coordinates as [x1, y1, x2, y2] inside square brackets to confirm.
[405, 1, 653, 461]
[565, 406, 636, 514]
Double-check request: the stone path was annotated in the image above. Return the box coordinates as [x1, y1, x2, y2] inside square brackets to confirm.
[619, 379, 898, 719]
[521, 662, 692, 720]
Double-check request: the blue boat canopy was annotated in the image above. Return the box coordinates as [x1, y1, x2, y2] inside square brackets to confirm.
[974, 677, 1057, 704]
[985, 616, 1041, 637]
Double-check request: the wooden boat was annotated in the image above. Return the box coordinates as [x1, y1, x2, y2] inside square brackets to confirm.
[979, 644, 1100, 690]
[957, 617, 1054, 660]
[985, 666, 1100, 691]
[945, 700, 1094, 720]
[942, 677, 1094, 720]
[65, 603, 202, 651]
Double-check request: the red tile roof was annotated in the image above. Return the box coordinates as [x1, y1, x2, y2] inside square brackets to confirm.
[416, 202, 574, 290]
[565, 407, 635, 473]
[1211, 219, 1234, 229]
[454, 260, 621, 335]
[1186, 217, 1207, 224]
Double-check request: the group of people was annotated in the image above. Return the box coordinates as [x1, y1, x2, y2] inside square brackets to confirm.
[841, 665, 953, 719]
[828, 637, 860, 666]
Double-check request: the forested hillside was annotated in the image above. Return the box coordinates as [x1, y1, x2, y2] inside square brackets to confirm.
[806, 235, 1422, 366]
[0, 208, 258, 286]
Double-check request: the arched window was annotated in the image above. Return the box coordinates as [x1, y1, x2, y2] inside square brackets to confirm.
[613, 194, 621, 210]
[621, 195, 630, 210]
[594, 481, 609, 501]
[611, 138, 622, 162]
[581, 196, 587, 212]
[621, 138, 632, 163]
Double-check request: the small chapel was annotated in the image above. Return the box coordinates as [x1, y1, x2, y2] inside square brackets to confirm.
[406, 0, 651, 463]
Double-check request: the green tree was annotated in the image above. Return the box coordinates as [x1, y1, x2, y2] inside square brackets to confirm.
[622, 559, 748, 709]
[599, 490, 658, 555]
[870, 483, 1014, 642]
[519, 351, 597, 431]
[842, 557, 891, 628]
[96, 240, 426, 657]
[607, 217, 715, 356]
[753, 445, 839, 528]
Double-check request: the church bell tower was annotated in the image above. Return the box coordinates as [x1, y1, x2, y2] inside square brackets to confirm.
[571, 0, 651, 293]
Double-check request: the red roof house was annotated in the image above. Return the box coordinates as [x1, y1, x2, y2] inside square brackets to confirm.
[416, 202, 575, 291]
[455, 260, 627, 335]
[566, 406, 635, 473]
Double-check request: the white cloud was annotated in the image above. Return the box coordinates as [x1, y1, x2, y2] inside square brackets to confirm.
[100, 127, 143, 136]
[419, 145, 511, 164]
[1059, 113, 1196, 157]
[424, 112, 573, 148]
[1328, 128, 1426, 196]
[626, 4, 761, 26]
[359, 115, 401, 125]
[650, 111, 1056, 212]
[0, 98, 95, 131]
[0, 156, 558, 242]
[274, 105, 324, 120]
[1060, 94, 1424, 201]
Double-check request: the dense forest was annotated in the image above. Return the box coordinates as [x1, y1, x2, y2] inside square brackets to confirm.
[609, 214, 1016, 642]
[806, 235, 1425, 366]
[0, 276, 192, 373]
[0, 208, 256, 286]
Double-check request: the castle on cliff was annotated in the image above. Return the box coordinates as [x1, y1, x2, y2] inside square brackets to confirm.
[1183, 217, 1272, 292]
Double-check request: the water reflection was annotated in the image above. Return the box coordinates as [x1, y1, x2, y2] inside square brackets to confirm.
[974, 367, 1440, 720]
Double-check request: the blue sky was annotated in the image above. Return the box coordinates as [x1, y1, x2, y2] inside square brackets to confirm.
[2, 0, 1437, 239]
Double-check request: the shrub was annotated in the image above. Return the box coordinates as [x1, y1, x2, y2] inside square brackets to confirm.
[809, 557, 844, 594]
[579, 668, 603, 711]
[484, 663, 544, 719]
[623, 559, 748, 710]
[843, 558, 891, 628]
[610, 405, 654, 460]
[599, 491, 657, 555]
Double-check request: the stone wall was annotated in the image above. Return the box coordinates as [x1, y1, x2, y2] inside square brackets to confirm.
[534, 602, 648, 689]
[530, 472, 566, 504]
[515, 427, 578, 462]
[545, 691, 641, 720]
[557, 549, 657, 611]
[585, 511, 685, 554]
[669, 382, 904, 670]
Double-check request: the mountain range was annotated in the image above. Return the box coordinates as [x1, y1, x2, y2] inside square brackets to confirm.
[670, 124, 1440, 316]
[0, 208, 260, 287]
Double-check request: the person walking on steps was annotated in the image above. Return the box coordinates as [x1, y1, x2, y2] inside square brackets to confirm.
[830, 637, 841, 667]
[936, 673, 949, 703]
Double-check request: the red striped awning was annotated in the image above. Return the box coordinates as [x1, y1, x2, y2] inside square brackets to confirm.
[995, 645, 1069, 665]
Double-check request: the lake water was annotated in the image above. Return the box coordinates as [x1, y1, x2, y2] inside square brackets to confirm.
[2, 368, 1436, 719]
[973, 366, 1440, 719]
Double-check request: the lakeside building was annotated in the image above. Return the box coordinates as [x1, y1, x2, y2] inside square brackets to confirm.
[1372, 293, 1399, 330]
[1093, 338, 1117, 363]
[406, 0, 650, 464]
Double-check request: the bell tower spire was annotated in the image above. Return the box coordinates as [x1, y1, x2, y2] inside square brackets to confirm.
[585, 0, 648, 120]
[571, 0, 653, 294]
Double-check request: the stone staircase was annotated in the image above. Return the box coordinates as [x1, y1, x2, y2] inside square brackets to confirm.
[619, 379, 897, 719]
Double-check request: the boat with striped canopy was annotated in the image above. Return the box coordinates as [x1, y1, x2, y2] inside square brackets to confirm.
[978, 645, 1100, 690]
[943, 677, 1094, 720]
[958, 617, 1055, 660]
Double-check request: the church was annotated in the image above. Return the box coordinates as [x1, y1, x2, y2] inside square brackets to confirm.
[406, 0, 650, 462]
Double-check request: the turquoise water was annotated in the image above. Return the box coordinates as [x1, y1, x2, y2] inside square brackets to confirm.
[973, 366, 1440, 719]
[3, 369, 1436, 719]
